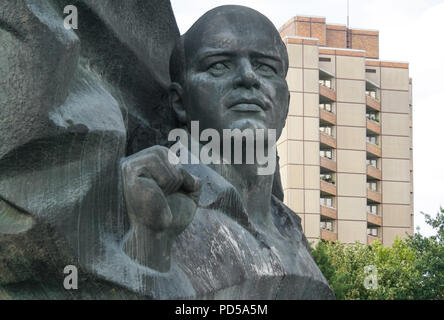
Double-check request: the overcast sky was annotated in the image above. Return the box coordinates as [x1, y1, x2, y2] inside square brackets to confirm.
[170, 0, 444, 237]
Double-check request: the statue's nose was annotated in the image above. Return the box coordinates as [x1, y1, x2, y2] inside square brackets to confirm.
[233, 59, 260, 90]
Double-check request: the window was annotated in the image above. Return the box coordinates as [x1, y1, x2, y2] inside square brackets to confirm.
[320, 174, 335, 184]
[366, 113, 379, 122]
[366, 90, 377, 99]
[320, 103, 332, 112]
[320, 197, 333, 208]
[366, 136, 377, 145]
[367, 181, 377, 192]
[320, 126, 332, 136]
[320, 150, 332, 159]
[367, 205, 378, 215]
[319, 79, 332, 88]
[367, 228, 378, 236]
[321, 221, 333, 231]
[366, 159, 377, 168]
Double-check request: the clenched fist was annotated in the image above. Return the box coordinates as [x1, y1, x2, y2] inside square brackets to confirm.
[120, 146, 202, 272]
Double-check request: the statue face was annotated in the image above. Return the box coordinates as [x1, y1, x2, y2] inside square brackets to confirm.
[177, 7, 289, 139]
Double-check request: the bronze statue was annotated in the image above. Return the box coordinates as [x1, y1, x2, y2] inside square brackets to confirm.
[0, 1, 333, 299]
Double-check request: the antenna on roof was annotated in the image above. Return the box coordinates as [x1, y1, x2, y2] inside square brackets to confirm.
[347, 0, 350, 29]
[346, 0, 350, 48]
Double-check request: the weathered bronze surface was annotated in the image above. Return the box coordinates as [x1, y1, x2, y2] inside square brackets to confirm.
[0, 1, 334, 299]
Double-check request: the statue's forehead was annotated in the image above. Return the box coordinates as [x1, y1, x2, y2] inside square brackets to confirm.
[186, 27, 284, 62]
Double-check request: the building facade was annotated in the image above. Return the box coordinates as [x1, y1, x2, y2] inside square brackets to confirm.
[277, 16, 414, 246]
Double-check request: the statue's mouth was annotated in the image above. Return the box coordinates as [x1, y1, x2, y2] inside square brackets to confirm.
[230, 103, 263, 112]
[228, 98, 265, 112]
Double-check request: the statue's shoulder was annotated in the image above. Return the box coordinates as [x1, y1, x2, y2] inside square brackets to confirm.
[270, 195, 312, 252]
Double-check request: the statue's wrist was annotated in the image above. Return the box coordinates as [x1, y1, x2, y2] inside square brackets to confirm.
[123, 224, 172, 272]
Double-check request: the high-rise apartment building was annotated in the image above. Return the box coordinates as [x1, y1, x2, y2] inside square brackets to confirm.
[277, 16, 414, 246]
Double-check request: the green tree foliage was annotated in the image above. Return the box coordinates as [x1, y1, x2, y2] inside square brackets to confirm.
[406, 209, 444, 299]
[311, 208, 444, 300]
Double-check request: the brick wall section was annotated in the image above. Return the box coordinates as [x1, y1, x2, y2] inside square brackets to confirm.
[280, 16, 326, 46]
[326, 24, 347, 48]
[350, 29, 379, 59]
[279, 17, 380, 59]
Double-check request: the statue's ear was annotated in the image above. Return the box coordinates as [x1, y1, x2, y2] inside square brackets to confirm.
[169, 82, 187, 124]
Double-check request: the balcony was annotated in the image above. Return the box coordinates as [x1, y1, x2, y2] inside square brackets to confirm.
[319, 84, 336, 102]
[367, 235, 380, 245]
[320, 180, 337, 196]
[366, 95, 381, 112]
[367, 212, 382, 226]
[366, 119, 381, 135]
[321, 205, 337, 219]
[367, 189, 382, 203]
[320, 132, 337, 149]
[321, 229, 338, 242]
[320, 109, 336, 125]
[320, 157, 337, 172]
[367, 165, 382, 180]
[366, 142, 381, 157]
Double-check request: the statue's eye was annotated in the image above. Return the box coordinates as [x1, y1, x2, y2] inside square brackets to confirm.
[208, 62, 229, 75]
[255, 63, 276, 76]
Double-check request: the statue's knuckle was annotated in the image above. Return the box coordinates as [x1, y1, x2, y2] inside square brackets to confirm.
[121, 161, 132, 175]
[156, 146, 171, 158]
[150, 145, 166, 154]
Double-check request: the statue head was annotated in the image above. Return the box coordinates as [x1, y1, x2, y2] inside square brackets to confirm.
[169, 5, 290, 140]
